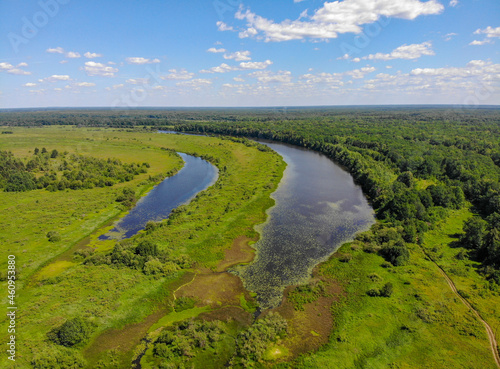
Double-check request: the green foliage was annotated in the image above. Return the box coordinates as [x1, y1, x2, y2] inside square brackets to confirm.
[233, 312, 287, 366]
[135, 240, 158, 257]
[46, 231, 62, 242]
[288, 281, 326, 311]
[152, 319, 226, 363]
[0, 149, 147, 192]
[174, 297, 197, 312]
[380, 243, 410, 266]
[31, 346, 86, 369]
[47, 317, 94, 347]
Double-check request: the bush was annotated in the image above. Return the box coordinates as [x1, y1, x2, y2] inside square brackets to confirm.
[380, 282, 394, 297]
[48, 317, 94, 347]
[46, 231, 62, 243]
[380, 243, 410, 266]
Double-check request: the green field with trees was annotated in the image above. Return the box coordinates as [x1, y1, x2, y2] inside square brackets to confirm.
[1, 107, 500, 368]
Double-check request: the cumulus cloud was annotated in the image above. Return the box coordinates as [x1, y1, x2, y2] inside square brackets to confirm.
[361, 60, 500, 99]
[449, 0, 458, 6]
[200, 63, 238, 74]
[46, 47, 64, 54]
[74, 82, 96, 87]
[469, 39, 493, 46]
[0, 62, 31, 75]
[216, 21, 234, 31]
[162, 69, 194, 80]
[207, 47, 226, 53]
[234, 0, 444, 42]
[248, 70, 292, 83]
[474, 26, 500, 38]
[23, 82, 37, 87]
[362, 42, 434, 61]
[125, 57, 161, 65]
[84, 52, 102, 58]
[83, 61, 118, 77]
[224, 50, 252, 61]
[126, 78, 150, 85]
[176, 78, 212, 89]
[239, 60, 273, 69]
[66, 51, 81, 58]
[38, 75, 71, 83]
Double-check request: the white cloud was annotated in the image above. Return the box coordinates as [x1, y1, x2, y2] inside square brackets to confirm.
[83, 61, 118, 77]
[0, 62, 31, 75]
[60, 60, 68, 64]
[449, 0, 458, 6]
[126, 78, 150, 85]
[233, 77, 245, 82]
[248, 70, 292, 83]
[7, 69, 31, 75]
[23, 83, 37, 87]
[200, 63, 238, 74]
[239, 60, 273, 69]
[207, 47, 226, 53]
[216, 21, 234, 31]
[39, 75, 71, 82]
[46, 47, 64, 54]
[162, 69, 194, 80]
[176, 78, 212, 89]
[337, 53, 351, 60]
[444, 32, 457, 41]
[224, 50, 252, 61]
[66, 51, 81, 58]
[474, 26, 500, 38]
[74, 82, 96, 87]
[125, 57, 161, 65]
[362, 42, 434, 61]
[84, 52, 102, 58]
[346, 66, 376, 79]
[235, 0, 444, 42]
[469, 39, 493, 46]
[361, 60, 500, 99]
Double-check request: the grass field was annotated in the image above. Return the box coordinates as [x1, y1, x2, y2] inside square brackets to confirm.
[0, 126, 285, 368]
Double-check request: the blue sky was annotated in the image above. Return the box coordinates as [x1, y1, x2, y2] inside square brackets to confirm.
[0, 0, 498, 108]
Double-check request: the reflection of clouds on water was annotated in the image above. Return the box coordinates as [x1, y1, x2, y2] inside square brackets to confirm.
[235, 142, 375, 310]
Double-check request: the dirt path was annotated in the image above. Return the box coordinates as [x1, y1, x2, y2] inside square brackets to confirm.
[423, 249, 500, 367]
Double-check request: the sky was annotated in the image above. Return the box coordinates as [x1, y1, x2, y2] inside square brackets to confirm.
[0, 0, 499, 108]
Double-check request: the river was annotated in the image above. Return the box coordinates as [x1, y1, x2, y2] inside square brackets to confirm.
[99, 152, 218, 240]
[233, 141, 375, 309]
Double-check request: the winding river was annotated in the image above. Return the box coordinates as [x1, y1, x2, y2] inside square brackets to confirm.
[99, 134, 374, 310]
[99, 153, 218, 240]
[234, 141, 375, 309]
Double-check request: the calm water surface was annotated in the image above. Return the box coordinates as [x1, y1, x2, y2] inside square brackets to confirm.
[99, 153, 218, 240]
[234, 141, 375, 309]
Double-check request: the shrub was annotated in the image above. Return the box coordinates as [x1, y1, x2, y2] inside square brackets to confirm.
[46, 231, 61, 243]
[48, 317, 93, 347]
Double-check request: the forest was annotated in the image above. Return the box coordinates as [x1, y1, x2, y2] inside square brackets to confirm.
[1, 107, 500, 368]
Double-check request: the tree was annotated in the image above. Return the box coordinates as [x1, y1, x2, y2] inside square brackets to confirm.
[50, 149, 59, 158]
[461, 217, 487, 251]
[397, 171, 415, 188]
[48, 317, 93, 347]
